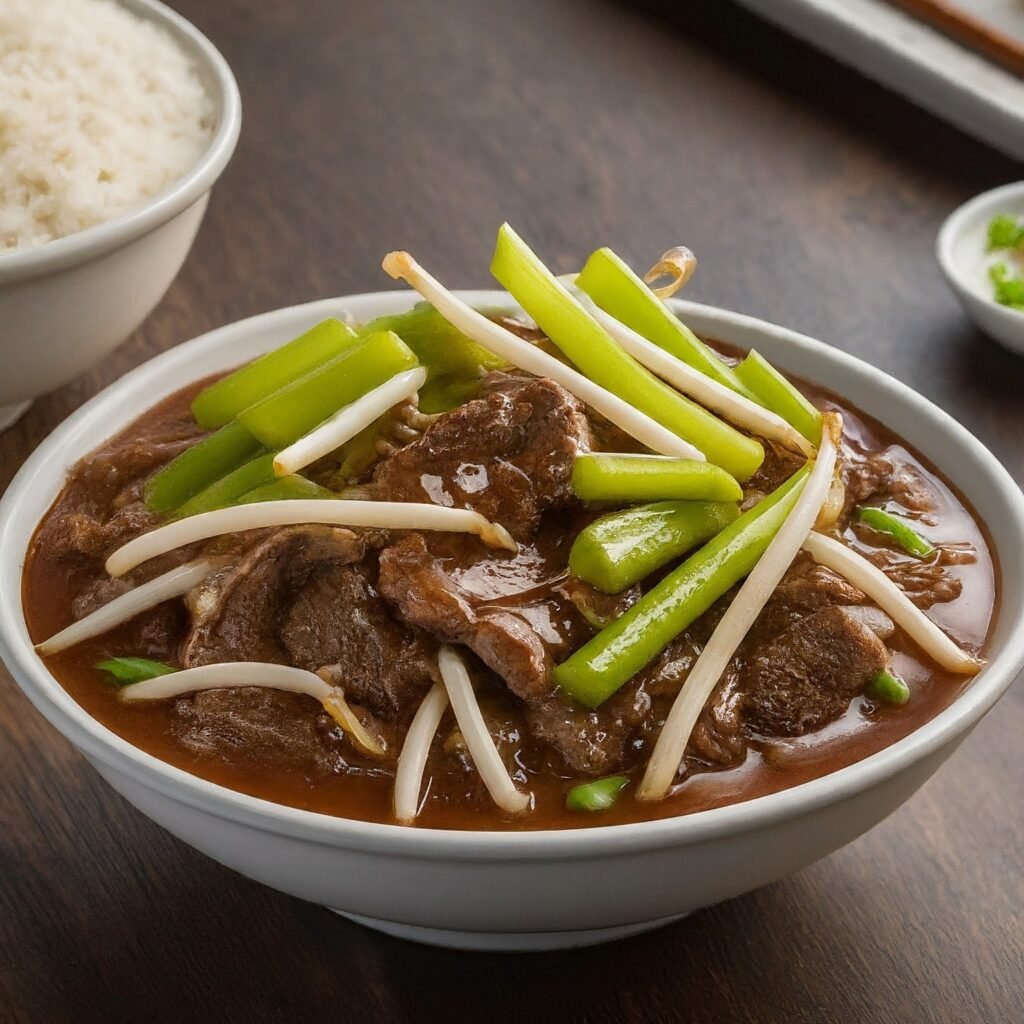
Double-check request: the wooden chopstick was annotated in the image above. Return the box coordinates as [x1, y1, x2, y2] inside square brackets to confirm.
[887, 0, 1024, 78]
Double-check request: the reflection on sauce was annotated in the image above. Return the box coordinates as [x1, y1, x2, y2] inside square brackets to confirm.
[20, 341, 1000, 831]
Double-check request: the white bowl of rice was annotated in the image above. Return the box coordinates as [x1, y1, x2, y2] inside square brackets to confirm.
[0, 0, 241, 428]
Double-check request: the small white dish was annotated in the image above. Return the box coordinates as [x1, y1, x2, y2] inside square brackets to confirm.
[937, 181, 1024, 355]
[1, 291, 1022, 951]
[0, 0, 242, 428]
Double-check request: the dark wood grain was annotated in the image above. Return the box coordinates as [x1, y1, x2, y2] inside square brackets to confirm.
[2, 1, 1022, 1021]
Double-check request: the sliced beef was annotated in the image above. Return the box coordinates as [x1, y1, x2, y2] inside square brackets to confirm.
[378, 531, 593, 700]
[843, 447, 936, 517]
[525, 679, 651, 776]
[181, 527, 363, 666]
[51, 501, 160, 563]
[172, 687, 346, 772]
[749, 558, 864, 644]
[182, 525, 435, 715]
[740, 605, 894, 737]
[372, 374, 591, 540]
[281, 560, 437, 714]
[866, 549, 963, 609]
[42, 409, 204, 564]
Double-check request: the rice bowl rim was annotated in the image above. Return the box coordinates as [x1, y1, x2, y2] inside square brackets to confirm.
[0, 0, 242, 285]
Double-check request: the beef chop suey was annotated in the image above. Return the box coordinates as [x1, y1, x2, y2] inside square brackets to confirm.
[24, 306, 996, 831]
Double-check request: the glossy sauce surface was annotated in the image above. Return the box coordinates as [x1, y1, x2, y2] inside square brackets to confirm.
[22, 347, 999, 830]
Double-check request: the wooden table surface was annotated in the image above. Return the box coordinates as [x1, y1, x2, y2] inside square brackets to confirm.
[2, 1, 1022, 1020]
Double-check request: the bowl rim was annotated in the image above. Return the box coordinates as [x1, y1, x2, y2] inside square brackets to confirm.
[0, 0, 242, 285]
[2, 290, 1023, 862]
[936, 180, 1024, 326]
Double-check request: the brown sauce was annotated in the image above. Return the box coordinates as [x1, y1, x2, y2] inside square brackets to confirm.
[20, 343, 999, 831]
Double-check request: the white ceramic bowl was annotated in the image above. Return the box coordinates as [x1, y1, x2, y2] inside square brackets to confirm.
[937, 181, 1024, 356]
[2, 292, 1022, 952]
[0, 0, 241, 430]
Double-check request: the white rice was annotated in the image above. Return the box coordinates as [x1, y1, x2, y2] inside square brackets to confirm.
[0, 0, 215, 253]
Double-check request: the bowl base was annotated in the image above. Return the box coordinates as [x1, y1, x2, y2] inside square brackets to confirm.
[0, 400, 31, 432]
[330, 909, 688, 951]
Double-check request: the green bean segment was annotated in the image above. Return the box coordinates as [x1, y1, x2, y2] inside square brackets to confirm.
[565, 775, 630, 812]
[359, 303, 507, 379]
[236, 476, 335, 504]
[869, 669, 910, 705]
[572, 454, 742, 504]
[570, 500, 740, 594]
[490, 225, 763, 481]
[555, 467, 809, 708]
[144, 421, 263, 514]
[733, 349, 823, 444]
[857, 506, 935, 559]
[192, 318, 358, 428]
[575, 246, 758, 401]
[175, 451, 287, 518]
[237, 330, 418, 448]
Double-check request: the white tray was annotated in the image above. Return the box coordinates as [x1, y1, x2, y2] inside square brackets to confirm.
[736, 0, 1024, 161]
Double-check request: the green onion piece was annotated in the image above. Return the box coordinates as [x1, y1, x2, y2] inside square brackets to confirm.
[96, 657, 175, 687]
[989, 263, 1024, 310]
[358, 303, 507, 379]
[555, 467, 809, 708]
[235, 476, 335, 504]
[490, 225, 763, 481]
[869, 669, 910, 705]
[570, 500, 740, 594]
[192, 318, 358, 429]
[144, 421, 263, 514]
[986, 214, 1024, 252]
[857, 506, 935, 559]
[175, 451, 279, 518]
[237, 330, 418, 448]
[733, 349, 823, 445]
[418, 374, 485, 414]
[575, 246, 758, 402]
[565, 775, 630, 812]
[572, 453, 742, 504]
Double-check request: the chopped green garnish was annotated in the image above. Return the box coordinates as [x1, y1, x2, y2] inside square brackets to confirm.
[986, 214, 1024, 253]
[96, 657, 175, 686]
[869, 669, 910, 705]
[565, 775, 630, 812]
[857, 506, 934, 559]
[989, 263, 1024, 310]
